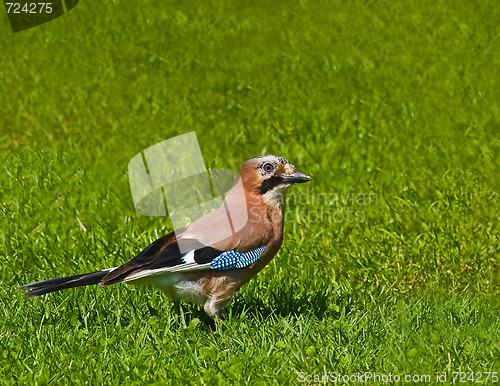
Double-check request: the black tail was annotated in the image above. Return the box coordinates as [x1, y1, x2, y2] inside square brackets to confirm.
[19, 269, 114, 298]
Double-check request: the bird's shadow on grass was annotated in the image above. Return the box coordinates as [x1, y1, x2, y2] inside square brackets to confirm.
[181, 283, 338, 329]
[234, 285, 335, 320]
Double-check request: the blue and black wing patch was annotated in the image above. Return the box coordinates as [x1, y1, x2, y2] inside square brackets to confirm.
[210, 247, 266, 270]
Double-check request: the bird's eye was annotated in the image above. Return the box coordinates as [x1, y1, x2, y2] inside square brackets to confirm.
[262, 163, 274, 173]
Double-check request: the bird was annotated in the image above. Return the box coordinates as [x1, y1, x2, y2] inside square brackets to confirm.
[20, 154, 311, 321]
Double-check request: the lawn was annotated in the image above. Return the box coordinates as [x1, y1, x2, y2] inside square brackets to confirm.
[1, 0, 499, 384]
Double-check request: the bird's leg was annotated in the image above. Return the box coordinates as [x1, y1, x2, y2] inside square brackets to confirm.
[173, 300, 181, 315]
[172, 300, 183, 324]
[215, 309, 228, 324]
[204, 297, 230, 323]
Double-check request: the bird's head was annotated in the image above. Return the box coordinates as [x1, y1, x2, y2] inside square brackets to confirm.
[239, 155, 311, 205]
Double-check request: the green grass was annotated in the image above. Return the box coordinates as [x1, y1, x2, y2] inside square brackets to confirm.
[1, 0, 499, 384]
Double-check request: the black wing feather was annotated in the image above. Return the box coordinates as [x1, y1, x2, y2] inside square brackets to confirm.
[194, 246, 224, 264]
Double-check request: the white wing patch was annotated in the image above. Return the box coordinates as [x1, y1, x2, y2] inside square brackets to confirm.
[181, 250, 196, 264]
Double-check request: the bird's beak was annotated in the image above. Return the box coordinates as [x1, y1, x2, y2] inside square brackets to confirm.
[281, 170, 312, 184]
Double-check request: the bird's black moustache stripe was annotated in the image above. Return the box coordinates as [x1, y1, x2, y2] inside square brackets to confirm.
[257, 175, 286, 194]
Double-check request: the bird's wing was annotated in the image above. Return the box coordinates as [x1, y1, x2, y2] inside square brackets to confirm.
[100, 230, 266, 285]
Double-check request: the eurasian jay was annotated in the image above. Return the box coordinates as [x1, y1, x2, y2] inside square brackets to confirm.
[20, 155, 311, 321]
